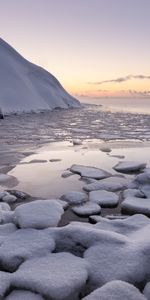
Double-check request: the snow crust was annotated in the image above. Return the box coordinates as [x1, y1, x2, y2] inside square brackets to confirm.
[0, 38, 80, 114]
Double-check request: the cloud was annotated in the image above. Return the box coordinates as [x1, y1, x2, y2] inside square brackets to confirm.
[128, 89, 150, 97]
[88, 75, 150, 85]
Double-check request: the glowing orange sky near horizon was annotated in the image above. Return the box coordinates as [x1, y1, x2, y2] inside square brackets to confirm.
[0, 0, 150, 99]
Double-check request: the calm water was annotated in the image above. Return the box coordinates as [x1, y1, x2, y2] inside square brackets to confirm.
[79, 97, 150, 114]
[8, 141, 150, 199]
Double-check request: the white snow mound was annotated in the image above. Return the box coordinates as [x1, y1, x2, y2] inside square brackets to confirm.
[0, 38, 80, 114]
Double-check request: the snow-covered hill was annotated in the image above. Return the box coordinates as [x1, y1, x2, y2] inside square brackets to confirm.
[0, 38, 80, 114]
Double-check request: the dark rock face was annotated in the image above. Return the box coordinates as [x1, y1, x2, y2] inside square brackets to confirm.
[0, 108, 4, 119]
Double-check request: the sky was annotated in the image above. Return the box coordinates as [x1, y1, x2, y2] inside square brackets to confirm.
[0, 0, 150, 98]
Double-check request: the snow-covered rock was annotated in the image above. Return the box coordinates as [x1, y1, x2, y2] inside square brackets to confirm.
[5, 290, 44, 300]
[13, 200, 64, 229]
[123, 188, 145, 199]
[84, 177, 128, 192]
[0, 174, 16, 185]
[0, 223, 17, 245]
[113, 161, 146, 173]
[72, 139, 82, 146]
[2, 194, 17, 203]
[94, 214, 150, 236]
[121, 197, 150, 216]
[99, 146, 111, 153]
[72, 202, 101, 216]
[70, 164, 111, 179]
[0, 271, 12, 298]
[89, 190, 119, 207]
[61, 191, 87, 205]
[135, 168, 150, 184]
[13, 253, 88, 300]
[143, 282, 150, 300]
[0, 211, 14, 224]
[0, 229, 55, 271]
[82, 280, 146, 300]
[61, 170, 73, 178]
[55, 199, 69, 209]
[0, 202, 11, 211]
[0, 38, 80, 114]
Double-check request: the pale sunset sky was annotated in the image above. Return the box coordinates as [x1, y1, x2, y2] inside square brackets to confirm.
[0, 0, 150, 98]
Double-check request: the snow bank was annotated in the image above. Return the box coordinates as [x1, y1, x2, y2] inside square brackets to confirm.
[0, 38, 80, 114]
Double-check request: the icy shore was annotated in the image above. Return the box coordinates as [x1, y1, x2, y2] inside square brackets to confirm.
[0, 106, 150, 298]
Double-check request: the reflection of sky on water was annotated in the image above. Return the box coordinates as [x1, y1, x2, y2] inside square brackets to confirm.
[8, 141, 150, 199]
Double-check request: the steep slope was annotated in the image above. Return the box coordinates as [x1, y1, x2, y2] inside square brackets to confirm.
[0, 38, 80, 114]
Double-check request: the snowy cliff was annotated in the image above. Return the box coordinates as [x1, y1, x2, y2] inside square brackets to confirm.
[0, 38, 80, 114]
